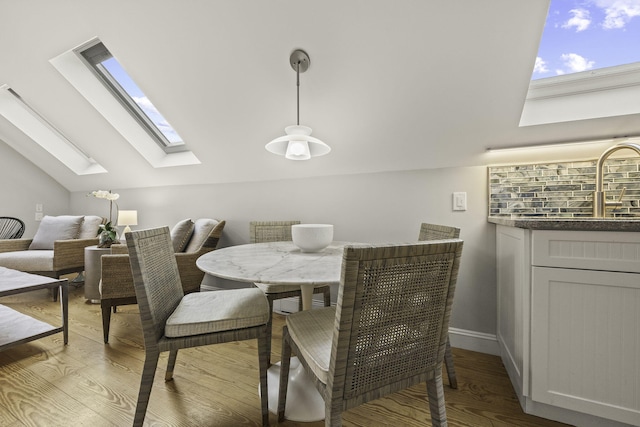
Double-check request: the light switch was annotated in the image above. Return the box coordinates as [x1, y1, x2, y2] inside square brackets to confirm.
[453, 192, 467, 211]
[35, 203, 43, 212]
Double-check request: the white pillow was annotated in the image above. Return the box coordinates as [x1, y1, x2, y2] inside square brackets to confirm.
[29, 215, 84, 250]
[78, 215, 104, 239]
[170, 219, 195, 253]
[184, 218, 218, 253]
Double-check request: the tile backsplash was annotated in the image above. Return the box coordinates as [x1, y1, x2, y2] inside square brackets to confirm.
[489, 158, 640, 218]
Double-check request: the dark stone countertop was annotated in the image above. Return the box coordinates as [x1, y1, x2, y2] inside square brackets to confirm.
[488, 216, 640, 232]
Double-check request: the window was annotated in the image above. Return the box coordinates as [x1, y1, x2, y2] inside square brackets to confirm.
[0, 84, 107, 175]
[51, 38, 200, 168]
[532, 0, 640, 80]
[79, 41, 185, 153]
[521, 0, 640, 127]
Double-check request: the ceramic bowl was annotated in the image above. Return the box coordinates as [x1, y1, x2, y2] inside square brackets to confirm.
[291, 224, 334, 252]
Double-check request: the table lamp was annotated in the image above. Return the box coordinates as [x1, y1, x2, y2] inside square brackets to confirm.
[117, 210, 138, 235]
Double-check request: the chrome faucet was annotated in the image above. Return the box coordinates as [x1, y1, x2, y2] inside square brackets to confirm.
[593, 141, 640, 217]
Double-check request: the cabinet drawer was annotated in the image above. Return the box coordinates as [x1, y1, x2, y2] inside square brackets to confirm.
[532, 230, 640, 273]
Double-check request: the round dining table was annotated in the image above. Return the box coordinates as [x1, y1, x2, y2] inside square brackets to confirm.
[196, 240, 348, 422]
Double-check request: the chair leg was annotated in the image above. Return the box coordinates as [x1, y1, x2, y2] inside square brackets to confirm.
[426, 369, 447, 427]
[325, 398, 343, 427]
[265, 296, 275, 366]
[133, 351, 160, 427]
[277, 326, 292, 422]
[297, 286, 331, 311]
[444, 335, 457, 389]
[322, 286, 331, 307]
[100, 300, 112, 344]
[165, 349, 178, 381]
[257, 328, 270, 427]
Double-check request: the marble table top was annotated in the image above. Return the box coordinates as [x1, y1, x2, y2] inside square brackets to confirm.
[196, 241, 348, 286]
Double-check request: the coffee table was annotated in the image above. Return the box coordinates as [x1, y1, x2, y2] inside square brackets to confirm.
[0, 267, 68, 351]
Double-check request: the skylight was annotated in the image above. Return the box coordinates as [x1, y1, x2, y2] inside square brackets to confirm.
[520, 0, 640, 127]
[80, 41, 184, 152]
[50, 38, 200, 168]
[0, 84, 107, 175]
[533, 0, 640, 80]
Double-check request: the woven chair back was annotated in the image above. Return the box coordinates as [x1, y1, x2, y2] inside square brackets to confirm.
[0, 217, 25, 239]
[330, 240, 463, 404]
[126, 227, 185, 345]
[250, 220, 301, 243]
[418, 223, 460, 241]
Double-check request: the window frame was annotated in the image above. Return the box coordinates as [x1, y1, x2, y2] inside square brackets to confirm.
[77, 40, 185, 154]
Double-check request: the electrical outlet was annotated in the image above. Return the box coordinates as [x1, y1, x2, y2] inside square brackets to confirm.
[453, 192, 467, 211]
[35, 212, 43, 221]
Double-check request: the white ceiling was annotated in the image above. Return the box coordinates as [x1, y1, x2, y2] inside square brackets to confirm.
[1, 0, 639, 192]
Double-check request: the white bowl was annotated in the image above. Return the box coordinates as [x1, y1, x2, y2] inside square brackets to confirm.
[291, 224, 334, 252]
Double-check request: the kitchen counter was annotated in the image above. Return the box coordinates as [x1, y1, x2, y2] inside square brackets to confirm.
[488, 216, 640, 232]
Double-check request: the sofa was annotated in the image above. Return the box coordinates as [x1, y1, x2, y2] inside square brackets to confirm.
[0, 215, 104, 299]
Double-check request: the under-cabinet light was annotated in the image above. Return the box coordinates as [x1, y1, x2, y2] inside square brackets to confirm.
[485, 136, 639, 152]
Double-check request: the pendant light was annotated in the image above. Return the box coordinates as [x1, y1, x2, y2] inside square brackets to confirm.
[265, 49, 330, 160]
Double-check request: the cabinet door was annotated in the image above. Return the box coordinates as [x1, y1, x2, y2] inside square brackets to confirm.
[531, 266, 640, 425]
[496, 225, 531, 400]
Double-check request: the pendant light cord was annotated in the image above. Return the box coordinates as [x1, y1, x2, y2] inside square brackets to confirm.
[296, 61, 300, 126]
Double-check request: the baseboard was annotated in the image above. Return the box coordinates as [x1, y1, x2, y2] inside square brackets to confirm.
[448, 327, 499, 356]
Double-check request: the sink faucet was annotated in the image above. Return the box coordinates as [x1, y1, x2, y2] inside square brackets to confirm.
[593, 141, 640, 217]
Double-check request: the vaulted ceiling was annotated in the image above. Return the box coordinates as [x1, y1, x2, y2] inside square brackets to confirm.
[1, 0, 639, 192]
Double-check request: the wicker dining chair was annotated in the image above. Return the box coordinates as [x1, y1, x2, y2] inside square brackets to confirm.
[250, 220, 331, 364]
[418, 222, 461, 389]
[0, 217, 25, 239]
[126, 227, 271, 427]
[277, 240, 464, 426]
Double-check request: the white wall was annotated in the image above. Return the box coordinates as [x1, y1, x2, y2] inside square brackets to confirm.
[70, 166, 496, 336]
[0, 141, 70, 238]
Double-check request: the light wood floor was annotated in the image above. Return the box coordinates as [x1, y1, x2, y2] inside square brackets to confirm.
[0, 284, 571, 427]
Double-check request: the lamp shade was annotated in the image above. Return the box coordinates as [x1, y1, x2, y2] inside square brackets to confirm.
[117, 209, 137, 227]
[265, 125, 331, 160]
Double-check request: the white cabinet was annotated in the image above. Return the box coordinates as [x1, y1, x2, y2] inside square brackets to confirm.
[496, 225, 530, 406]
[496, 226, 640, 427]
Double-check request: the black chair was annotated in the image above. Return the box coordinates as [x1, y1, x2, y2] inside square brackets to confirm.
[0, 217, 25, 239]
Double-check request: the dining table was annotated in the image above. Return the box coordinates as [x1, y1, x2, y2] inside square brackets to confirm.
[196, 240, 349, 422]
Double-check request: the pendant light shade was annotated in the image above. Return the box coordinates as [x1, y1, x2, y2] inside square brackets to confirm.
[266, 125, 330, 160]
[266, 50, 330, 160]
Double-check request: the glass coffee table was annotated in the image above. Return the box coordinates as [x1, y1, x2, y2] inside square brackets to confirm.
[0, 267, 68, 351]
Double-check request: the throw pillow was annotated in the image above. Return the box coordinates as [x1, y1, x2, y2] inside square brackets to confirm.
[170, 219, 195, 253]
[29, 215, 84, 250]
[78, 215, 104, 238]
[184, 218, 218, 253]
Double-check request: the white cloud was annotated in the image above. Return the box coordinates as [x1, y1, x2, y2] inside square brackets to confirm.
[133, 96, 182, 143]
[562, 8, 592, 31]
[594, 0, 640, 29]
[558, 53, 595, 74]
[534, 57, 550, 74]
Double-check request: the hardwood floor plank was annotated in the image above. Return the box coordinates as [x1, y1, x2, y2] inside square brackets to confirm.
[0, 285, 572, 426]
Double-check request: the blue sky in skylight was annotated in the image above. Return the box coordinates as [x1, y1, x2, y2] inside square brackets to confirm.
[532, 0, 640, 80]
[101, 57, 183, 143]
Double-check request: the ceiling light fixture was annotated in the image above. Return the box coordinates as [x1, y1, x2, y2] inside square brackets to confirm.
[265, 49, 330, 160]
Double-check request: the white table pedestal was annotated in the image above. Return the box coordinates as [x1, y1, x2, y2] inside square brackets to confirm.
[264, 357, 325, 422]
